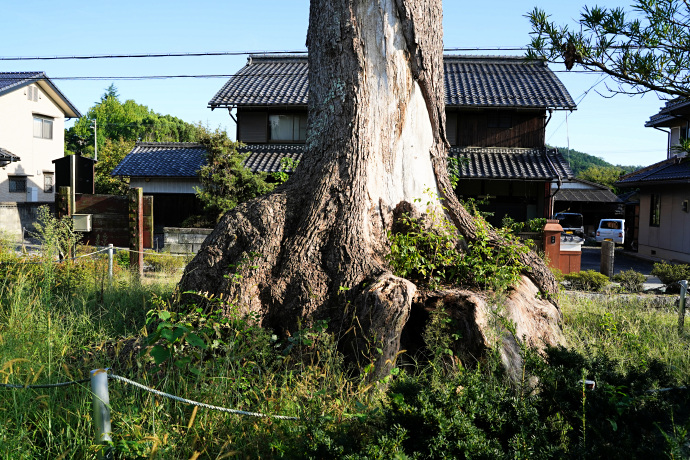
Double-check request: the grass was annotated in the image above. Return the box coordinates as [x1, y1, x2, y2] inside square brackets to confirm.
[0, 242, 688, 458]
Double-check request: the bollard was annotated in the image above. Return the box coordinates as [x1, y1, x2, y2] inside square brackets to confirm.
[600, 240, 615, 279]
[90, 369, 113, 459]
[107, 244, 114, 287]
[679, 280, 688, 336]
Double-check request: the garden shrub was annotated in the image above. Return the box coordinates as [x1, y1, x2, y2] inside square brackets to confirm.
[564, 270, 610, 292]
[651, 262, 690, 292]
[613, 269, 646, 293]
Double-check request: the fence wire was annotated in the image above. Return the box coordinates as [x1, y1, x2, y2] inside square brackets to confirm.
[108, 373, 298, 420]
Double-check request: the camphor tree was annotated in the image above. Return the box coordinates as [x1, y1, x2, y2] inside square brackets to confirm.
[179, 0, 563, 375]
[527, 0, 690, 98]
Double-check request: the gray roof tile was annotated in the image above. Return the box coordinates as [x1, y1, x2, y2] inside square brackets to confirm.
[645, 98, 690, 127]
[209, 54, 575, 110]
[449, 147, 574, 180]
[616, 156, 690, 186]
[553, 188, 621, 203]
[111, 142, 208, 177]
[240, 144, 304, 172]
[0, 147, 20, 162]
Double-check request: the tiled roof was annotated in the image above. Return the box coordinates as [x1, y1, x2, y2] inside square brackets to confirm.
[616, 156, 690, 186]
[645, 98, 690, 127]
[0, 146, 20, 162]
[111, 142, 306, 177]
[0, 72, 81, 118]
[0, 72, 45, 94]
[449, 147, 574, 180]
[209, 55, 309, 108]
[111, 143, 208, 177]
[209, 54, 575, 110]
[553, 188, 621, 203]
[444, 56, 575, 109]
[240, 144, 304, 173]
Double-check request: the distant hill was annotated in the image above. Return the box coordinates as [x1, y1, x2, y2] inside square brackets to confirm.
[549, 146, 641, 177]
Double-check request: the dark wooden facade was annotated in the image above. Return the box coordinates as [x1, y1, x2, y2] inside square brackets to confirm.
[237, 108, 308, 144]
[447, 110, 545, 148]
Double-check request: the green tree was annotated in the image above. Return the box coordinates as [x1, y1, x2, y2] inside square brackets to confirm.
[95, 138, 134, 195]
[193, 130, 274, 223]
[527, 0, 690, 98]
[65, 85, 205, 195]
[577, 165, 627, 192]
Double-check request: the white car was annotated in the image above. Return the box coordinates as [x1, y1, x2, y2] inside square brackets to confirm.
[595, 219, 625, 245]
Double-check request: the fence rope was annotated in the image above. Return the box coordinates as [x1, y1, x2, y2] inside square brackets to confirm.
[0, 378, 91, 389]
[108, 373, 298, 420]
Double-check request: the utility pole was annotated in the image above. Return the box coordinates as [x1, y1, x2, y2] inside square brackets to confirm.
[93, 119, 98, 161]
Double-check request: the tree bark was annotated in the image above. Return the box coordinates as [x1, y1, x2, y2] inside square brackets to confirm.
[179, 0, 562, 374]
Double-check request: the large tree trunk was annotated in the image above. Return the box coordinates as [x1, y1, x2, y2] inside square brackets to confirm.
[179, 0, 563, 375]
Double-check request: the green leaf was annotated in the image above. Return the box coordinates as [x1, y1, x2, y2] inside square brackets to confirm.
[149, 345, 171, 365]
[185, 332, 207, 349]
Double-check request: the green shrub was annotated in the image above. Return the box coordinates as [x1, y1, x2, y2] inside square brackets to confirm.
[613, 269, 646, 293]
[564, 270, 610, 292]
[144, 250, 189, 274]
[651, 262, 690, 292]
[387, 194, 527, 291]
[527, 217, 547, 233]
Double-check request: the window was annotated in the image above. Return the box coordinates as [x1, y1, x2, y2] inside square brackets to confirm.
[33, 116, 53, 139]
[649, 193, 661, 227]
[269, 114, 307, 142]
[9, 176, 27, 193]
[44, 173, 54, 193]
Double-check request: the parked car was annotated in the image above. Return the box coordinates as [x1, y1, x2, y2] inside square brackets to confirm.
[595, 219, 625, 245]
[554, 212, 584, 237]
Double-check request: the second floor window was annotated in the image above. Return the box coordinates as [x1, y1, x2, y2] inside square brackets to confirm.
[269, 114, 307, 142]
[33, 116, 53, 139]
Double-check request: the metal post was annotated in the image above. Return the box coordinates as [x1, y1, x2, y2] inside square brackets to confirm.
[679, 280, 687, 335]
[90, 369, 112, 459]
[107, 244, 114, 286]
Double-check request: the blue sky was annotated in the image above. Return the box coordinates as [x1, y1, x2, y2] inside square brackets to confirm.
[3, 0, 669, 166]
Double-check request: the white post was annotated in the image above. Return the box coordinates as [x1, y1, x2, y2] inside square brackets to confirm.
[679, 280, 687, 335]
[93, 119, 98, 162]
[107, 244, 114, 286]
[90, 369, 112, 459]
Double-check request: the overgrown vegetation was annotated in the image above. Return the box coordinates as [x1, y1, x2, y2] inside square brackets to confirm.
[613, 269, 647, 293]
[564, 269, 611, 292]
[386, 195, 528, 291]
[1, 212, 688, 458]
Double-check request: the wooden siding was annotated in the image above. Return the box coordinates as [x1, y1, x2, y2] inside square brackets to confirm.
[238, 112, 268, 143]
[75, 194, 153, 248]
[451, 110, 545, 148]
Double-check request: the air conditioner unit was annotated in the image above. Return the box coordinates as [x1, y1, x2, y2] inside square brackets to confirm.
[72, 214, 92, 232]
[26, 186, 38, 202]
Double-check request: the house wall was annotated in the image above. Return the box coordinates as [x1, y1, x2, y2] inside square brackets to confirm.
[129, 178, 198, 194]
[638, 185, 690, 263]
[0, 83, 65, 203]
[0, 201, 54, 240]
[448, 110, 545, 148]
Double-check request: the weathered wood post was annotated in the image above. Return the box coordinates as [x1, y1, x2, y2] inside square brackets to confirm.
[128, 188, 144, 279]
[600, 241, 615, 278]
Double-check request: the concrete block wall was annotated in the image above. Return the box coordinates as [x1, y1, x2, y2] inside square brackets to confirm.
[0, 201, 54, 240]
[163, 227, 212, 254]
